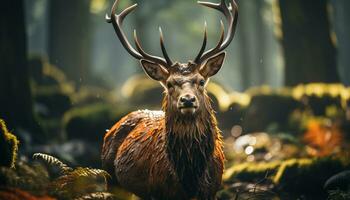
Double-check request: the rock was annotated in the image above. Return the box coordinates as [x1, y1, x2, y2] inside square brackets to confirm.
[242, 94, 301, 133]
[324, 170, 350, 191]
[63, 103, 134, 142]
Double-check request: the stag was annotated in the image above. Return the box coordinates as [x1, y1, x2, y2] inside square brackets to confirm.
[102, 0, 238, 199]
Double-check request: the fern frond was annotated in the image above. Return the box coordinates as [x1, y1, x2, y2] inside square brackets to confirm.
[49, 167, 111, 197]
[33, 153, 72, 173]
[70, 167, 111, 179]
[74, 192, 115, 200]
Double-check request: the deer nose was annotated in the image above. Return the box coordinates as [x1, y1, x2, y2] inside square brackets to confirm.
[180, 95, 196, 107]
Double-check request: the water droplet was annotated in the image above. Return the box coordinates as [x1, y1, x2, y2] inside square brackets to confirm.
[245, 146, 254, 155]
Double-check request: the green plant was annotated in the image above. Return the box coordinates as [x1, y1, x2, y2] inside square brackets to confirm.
[0, 119, 19, 168]
[33, 153, 113, 200]
[327, 189, 350, 200]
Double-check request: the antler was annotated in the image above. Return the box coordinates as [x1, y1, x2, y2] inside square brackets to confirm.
[106, 0, 173, 67]
[194, 0, 238, 64]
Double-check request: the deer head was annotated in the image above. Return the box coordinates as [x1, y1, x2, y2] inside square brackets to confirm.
[106, 0, 238, 116]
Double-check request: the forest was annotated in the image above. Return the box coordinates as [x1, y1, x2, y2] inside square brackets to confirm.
[0, 0, 350, 199]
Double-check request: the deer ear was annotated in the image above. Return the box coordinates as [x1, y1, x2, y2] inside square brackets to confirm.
[199, 52, 226, 78]
[140, 59, 169, 81]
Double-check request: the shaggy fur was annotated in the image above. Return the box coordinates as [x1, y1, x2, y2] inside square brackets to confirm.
[101, 91, 224, 200]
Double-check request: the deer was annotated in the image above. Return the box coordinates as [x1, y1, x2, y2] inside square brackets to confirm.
[101, 0, 238, 199]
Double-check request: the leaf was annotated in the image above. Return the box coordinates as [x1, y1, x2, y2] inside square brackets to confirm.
[33, 153, 72, 173]
[75, 192, 115, 200]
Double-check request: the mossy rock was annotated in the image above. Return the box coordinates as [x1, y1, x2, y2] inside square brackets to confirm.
[29, 56, 57, 86]
[29, 56, 70, 87]
[71, 86, 113, 107]
[242, 94, 301, 133]
[224, 157, 348, 198]
[63, 103, 134, 142]
[34, 87, 72, 118]
[0, 119, 19, 168]
[303, 94, 343, 116]
[216, 102, 246, 132]
[121, 74, 163, 107]
[224, 160, 281, 183]
[274, 158, 347, 196]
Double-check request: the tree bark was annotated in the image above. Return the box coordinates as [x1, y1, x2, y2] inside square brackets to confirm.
[331, 0, 350, 86]
[279, 0, 339, 86]
[0, 0, 41, 141]
[48, 0, 91, 86]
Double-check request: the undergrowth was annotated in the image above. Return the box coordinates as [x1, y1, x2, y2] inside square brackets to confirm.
[0, 153, 116, 200]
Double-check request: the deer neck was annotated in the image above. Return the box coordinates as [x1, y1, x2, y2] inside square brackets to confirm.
[162, 93, 217, 196]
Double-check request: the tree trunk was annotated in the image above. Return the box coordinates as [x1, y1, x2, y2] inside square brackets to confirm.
[0, 0, 42, 141]
[331, 0, 350, 86]
[279, 0, 339, 86]
[48, 0, 91, 86]
[236, 0, 251, 90]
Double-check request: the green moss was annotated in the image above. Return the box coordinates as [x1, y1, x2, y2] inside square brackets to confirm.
[0, 119, 19, 168]
[274, 157, 347, 195]
[272, 158, 312, 183]
[62, 103, 134, 141]
[224, 161, 281, 182]
[224, 157, 348, 198]
[71, 86, 113, 106]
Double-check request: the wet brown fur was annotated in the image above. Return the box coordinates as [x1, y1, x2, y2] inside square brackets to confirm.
[101, 89, 225, 199]
[102, 0, 238, 197]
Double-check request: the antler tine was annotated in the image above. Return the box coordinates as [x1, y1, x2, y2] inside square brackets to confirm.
[133, 30, 169, 67]
[213, 20, 225, 50]
[194, 21, 208, 64]
[159, 27, 173, 66]
[106, 0, 142, 59]
[119, 3, 138, 22]
[195, 0, 238, 64]
[106, 0, 171, 67]
[221, 0, 238, 50]
[197, 0, 222, 11]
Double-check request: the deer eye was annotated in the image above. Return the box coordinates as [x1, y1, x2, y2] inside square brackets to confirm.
[199, 79, 205, 86]
[167, 82, 173, 88]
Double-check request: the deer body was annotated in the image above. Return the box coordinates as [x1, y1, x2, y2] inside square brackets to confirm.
[102, 106, 224, 199]
[102, 0, 238, 199]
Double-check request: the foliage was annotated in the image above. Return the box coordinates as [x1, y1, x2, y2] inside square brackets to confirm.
[32, 153, 112, 199]
[32, 153, 72, 173]
[0, 153, 115, 200]
[0, 119, 19, 168]
[327, 189, 350, 200]
[303, 119, 343, 157]
[0, 161, 50, 196]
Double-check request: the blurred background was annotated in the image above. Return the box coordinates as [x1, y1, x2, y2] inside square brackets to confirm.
[1, 0, 350, 199]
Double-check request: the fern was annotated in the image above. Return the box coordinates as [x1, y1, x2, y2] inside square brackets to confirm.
[70, 167, 111, 179]
[1, 153, 115, 199]
[31, 153, 112, 199]
[50, 167, 110, 197]
[327, 189, 350, 200]
[33, 153, 72, 173]
[75, 192, 115, 200]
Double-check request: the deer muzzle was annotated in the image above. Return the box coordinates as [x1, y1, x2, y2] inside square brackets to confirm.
[178, 94, 198, 115]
